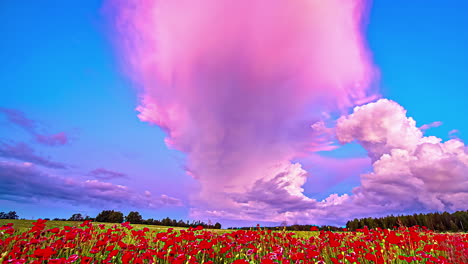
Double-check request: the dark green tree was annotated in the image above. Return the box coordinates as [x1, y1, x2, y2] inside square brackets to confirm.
[0, 211, 19, 219]
[161, 217, 171, 226]
[95, 210, 124, 223]
[345, 210, 468, 232]
[68, 213, 84, 221]
[125, 211, 143, 224]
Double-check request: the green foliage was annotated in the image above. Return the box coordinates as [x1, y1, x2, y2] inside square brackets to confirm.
[125, 211, 143, 224]
[0, 211, 19, 220]
[0, 210, 220, 230]
[346, 210, 468, 232]
[95, 210, 124, 223]
[68, 213, 84, 221]
[142, 217, 221, 229]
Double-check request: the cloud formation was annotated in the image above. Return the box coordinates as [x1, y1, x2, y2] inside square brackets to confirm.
[0, 161, 182, 208]
[111, 0, 377, 219]
[35, 132, 68, 146]
[0, 141, 66, 169]
[336, 99, 468, 212]
[110, 0, 466, 226]
[449, 129, 460, 139]
[301, 154, 371, 193]
[0, 108, 35, 130]
[90, 168, 128, 180]
[420, 121, 443, 131]
[194, 100, 468, 226]
[0, 108, 69, 146]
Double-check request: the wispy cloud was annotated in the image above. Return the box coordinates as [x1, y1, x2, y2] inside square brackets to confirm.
[0, 108, 35, 131]
[35, 132, 68, 146]
[0, 141, 66, 169]
[0, 161, 183, 208]
[420, 121, 443, 131]
[90, 168, 128, 180]
[449, 129, 460, 139]
[0, 108, 69, 146]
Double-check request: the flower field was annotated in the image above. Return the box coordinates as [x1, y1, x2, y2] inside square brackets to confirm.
[1, 220, 467, 264]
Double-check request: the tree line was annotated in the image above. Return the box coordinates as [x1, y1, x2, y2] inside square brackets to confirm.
[50, 210, 222, 229]
[0, 211, 19, 220]
[346, 210, 468, 232]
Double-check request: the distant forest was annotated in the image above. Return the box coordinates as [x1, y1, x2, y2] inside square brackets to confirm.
[0, 210, 222, 229]
[346, 210, 468, 232]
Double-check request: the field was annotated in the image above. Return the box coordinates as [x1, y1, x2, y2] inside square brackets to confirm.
[1, 220, 467, 264]
[0, 220, 187, 234]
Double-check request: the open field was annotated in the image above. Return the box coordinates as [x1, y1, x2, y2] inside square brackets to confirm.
[0, 219, 313, 237]
[0, 219, 187, 234]
[1, 219, 467, 263]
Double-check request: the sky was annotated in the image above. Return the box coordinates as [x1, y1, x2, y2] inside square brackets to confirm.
[1, 0, 467, 227]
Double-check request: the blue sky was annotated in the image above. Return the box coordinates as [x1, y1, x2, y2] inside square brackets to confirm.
[368, 0, 468, 139]
[1, 0, 467, 225]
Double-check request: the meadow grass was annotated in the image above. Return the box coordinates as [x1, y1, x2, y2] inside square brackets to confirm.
[0, 219, 318, 238]
[0, 219, 184, 233]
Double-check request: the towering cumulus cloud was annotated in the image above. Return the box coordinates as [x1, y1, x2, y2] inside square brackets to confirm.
[336, 99, 468, 213]
[111, 0, 376, 219]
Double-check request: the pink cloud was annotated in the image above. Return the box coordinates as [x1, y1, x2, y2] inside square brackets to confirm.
[110, 0, 377, 219]
[107, 1, 467, 226]
[336, 99, 468, 212]
[35, 132, 68, 146]
[0, 108, 35, 131]
[420, 121, 443, 131]
[336, 99, 424, 161]
[301, 154, 371, 193]
[449, 129, 460, 139]
[90, 168, 127, 179]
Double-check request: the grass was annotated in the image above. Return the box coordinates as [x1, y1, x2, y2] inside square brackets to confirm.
[0, 219, 185, 233]
[0, 219, 317, 238]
